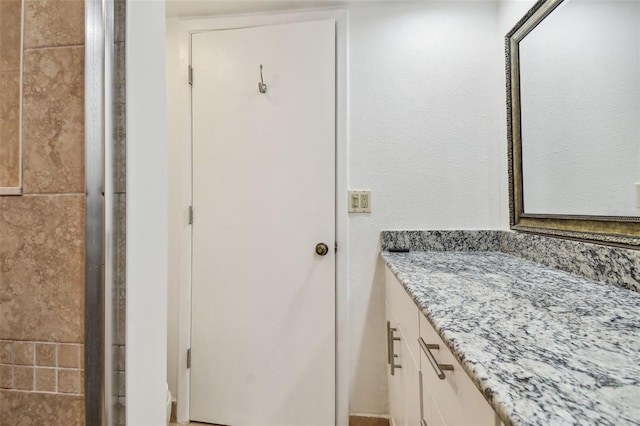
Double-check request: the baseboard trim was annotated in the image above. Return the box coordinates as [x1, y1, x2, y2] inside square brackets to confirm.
[349, 415, 390, 426]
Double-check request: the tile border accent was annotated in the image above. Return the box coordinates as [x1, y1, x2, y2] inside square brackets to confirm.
[0, 340, 84, 395]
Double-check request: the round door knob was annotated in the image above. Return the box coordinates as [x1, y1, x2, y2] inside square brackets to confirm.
[315, 243, 329, 256]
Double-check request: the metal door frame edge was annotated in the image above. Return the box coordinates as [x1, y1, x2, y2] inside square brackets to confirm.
[85, 0, 115, 423]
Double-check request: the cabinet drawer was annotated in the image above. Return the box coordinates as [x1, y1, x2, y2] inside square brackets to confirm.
[419, 314, 498, 426]
[385, 267, 419, 364]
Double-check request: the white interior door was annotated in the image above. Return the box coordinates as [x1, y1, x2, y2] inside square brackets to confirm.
[190, 20, 336, 426]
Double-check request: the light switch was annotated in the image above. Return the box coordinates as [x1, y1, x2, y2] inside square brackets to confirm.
[348, 190, 371, 213]
[351, 193, 360, 210]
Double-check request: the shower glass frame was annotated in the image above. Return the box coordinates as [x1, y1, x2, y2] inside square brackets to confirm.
[85, 0, 126, 424]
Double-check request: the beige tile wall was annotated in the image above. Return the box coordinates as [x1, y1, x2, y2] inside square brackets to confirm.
[0, 0, 22, 188]
[0, 0, 86, 424]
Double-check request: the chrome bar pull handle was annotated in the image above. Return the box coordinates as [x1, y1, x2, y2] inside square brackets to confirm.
[386, 321, 393, 365]
[386, 323, 401, 376]
[418, 337, 453, 380]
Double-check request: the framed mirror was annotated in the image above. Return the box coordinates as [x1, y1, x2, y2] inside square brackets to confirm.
[506, 0, 640, 248]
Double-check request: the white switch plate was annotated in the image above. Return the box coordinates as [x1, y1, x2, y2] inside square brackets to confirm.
[348, 190, 371, 213]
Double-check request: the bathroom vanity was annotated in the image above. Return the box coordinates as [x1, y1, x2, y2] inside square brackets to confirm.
[381, 1, 640, 424]
[385, 257, 501, 426]
[382, 243, 640, 426]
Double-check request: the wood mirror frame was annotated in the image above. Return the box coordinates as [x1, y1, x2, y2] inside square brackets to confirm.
[506, 0, 640, 249]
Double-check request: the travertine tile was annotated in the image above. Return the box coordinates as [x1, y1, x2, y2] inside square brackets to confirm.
[113, 370, 125, 397]
[57, 369, 81, 394]
[24, 0, 84, 48]
[114, 194, 126, 291]
[13, 366, 34, 390]
[115, 345, 125, 372]
[22, 46, 85, 194]
[0, 0, 22, 71]
[57, 344, 80, 368]
[0, 341, 12, 363]
[111, 345, 125, 377]
[113, 188, 126, 345]
[0, 364, 12, 388]
[0, 70, 21, 188]
[36, 343, 56, 367]
[0, 390, 84, 425]
[0, 195, 85, 342]
[114, 396, 126, 426]
[35, 367, 56, 392]
[114, 0, 125, 43]
[113, 42, 126, 194]
[13, 342, 35, 365]
[116, 286, 126, 346]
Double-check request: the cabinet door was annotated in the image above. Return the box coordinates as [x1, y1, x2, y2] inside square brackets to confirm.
[386, 301, 405, 426]
[386, 268, 426, 426]
[385, 268, 420, 361]
[419, 315, 498, 426]
[402, 341, 420, 426]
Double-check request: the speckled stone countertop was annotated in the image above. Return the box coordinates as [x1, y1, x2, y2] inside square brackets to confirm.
[381, 250, 640, 426]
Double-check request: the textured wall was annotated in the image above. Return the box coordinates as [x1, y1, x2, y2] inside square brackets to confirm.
[0, 0, 85, 424]
[165, 0, 539, 417]
[347, 1, 506, 414]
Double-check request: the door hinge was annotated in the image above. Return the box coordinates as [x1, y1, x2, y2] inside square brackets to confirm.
[187, 348, 191, 369]
[335, 242, 337, 253]
[188, 65, 193, 86]
[188, 206, 193, 225]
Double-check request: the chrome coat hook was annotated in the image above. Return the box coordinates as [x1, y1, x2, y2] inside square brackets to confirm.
[258, 64, 267, 94]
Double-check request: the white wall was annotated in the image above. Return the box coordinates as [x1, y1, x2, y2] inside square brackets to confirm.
[520, 1, 640, 217]
[127, 0, 168, 424]
[166, 17, 186, 401]
[347, 1, 511, 413]
[165, 0, 536, 417]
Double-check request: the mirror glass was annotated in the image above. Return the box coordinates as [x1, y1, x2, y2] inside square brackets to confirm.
[0, 0, 22, 189]
[519, 0, 640, 217]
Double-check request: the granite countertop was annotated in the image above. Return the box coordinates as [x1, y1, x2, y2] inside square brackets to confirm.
[381, 250, 640, 426]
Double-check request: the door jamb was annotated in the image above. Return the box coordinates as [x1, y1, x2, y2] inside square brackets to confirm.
[167, 9, 349, 425]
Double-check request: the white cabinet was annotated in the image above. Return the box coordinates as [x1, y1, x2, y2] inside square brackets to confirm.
[386, 302, 404, 426]
[385, 267, 503, 426]
[385, 267, 421, 426]
[419, 313, 500, 426]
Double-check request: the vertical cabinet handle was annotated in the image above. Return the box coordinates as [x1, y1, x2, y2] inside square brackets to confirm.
[418, 337, 453, 380]
[386, 321, 402, 375]
[386, 321, 393, 365]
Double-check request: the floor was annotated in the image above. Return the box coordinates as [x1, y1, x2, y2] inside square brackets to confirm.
[169, 423, 212, 426]
[170, 418, 389, 426]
